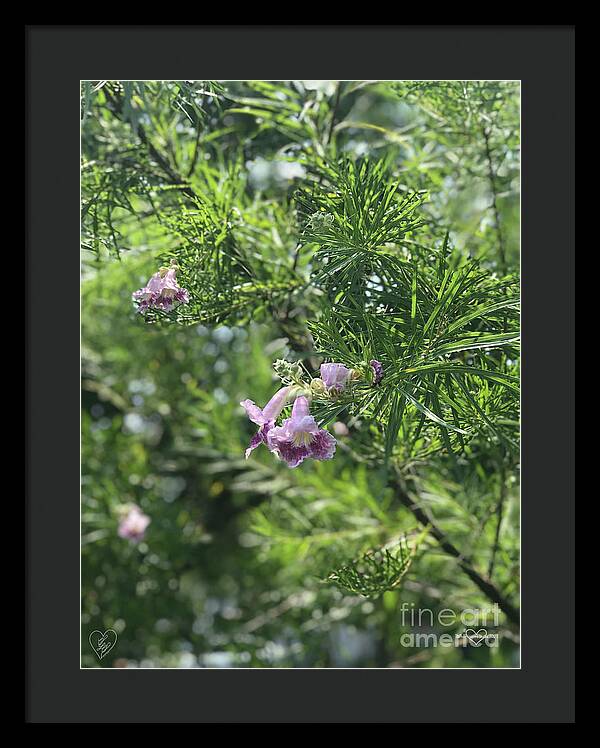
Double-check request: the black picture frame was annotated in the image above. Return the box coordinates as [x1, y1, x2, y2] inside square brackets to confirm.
[26, 25, 575, 723]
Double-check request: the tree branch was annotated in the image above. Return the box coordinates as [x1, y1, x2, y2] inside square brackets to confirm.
[186, 117, 203, 179]
[393, 478, 519, 626]
[488, 463, 506, 579]
[482, 126, 507, 274]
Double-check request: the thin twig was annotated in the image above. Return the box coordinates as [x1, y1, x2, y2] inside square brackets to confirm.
[104, 85, 196, 200]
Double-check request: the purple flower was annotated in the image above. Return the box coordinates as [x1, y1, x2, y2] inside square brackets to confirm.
[132, 266, 190, 314]
[118, 505, 151, 543]
[266, 396, 336, 468]
[240, 386, 293, 459]
[370, 359, 384, 385]
[320, 363, 352, 392]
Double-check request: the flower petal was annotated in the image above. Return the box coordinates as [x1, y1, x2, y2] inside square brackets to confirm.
[245, 424, 271, 459]
[291, 395, 310, 420]
[320, 363, 351, 391]
[308, 429, 337, 461]
[272, 438, 310, 468]
[161, 268, 180, 290]
[240, 399, 266, 425]
[262, 386, 293, 422]
[289, 415, 318, 436]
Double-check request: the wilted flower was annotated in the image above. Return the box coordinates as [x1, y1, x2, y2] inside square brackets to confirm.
[240, 386, 293, 459]
[370, 359, 384, 385]
[267, 396, 336, 468]
[132, 264, 189, 314]
[320, 363, 352, 392]
[118, 505, 151, 543]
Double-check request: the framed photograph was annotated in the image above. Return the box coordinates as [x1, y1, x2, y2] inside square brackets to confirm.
[26, 25, 575, 723]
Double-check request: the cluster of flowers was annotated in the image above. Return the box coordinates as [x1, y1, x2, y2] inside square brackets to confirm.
[241, 360, 383, 469]
[132, 262, 190, 314]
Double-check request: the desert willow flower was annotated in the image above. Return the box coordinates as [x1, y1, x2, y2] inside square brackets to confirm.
[118, 505, 151, 543]
[319, 363, 352, 392]
[240, 386, 295, 459]
[132, 263, 189, 313]
[266, 396, 336, 468]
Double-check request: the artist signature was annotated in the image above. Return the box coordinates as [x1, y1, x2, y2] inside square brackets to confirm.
[89, 629, 118, 660]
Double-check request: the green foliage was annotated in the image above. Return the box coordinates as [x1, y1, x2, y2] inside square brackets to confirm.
[328, 535, 424, 597]
[81, 81, 520, 668]
[297, 158, 426, 251]
[391, 81, 520, 271]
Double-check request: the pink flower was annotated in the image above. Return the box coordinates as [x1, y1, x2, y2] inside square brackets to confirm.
[320, 363, 352, 392]
[267, 396, 336, 468]
[132, 266, 189, 313]
[240, 386, 293, 459]
[118, 505, 151, 543]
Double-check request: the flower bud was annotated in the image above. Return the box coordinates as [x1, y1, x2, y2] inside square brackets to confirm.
[289, 385, 312, 401]
[333, 421, 350, 436]
[370, 360, 384, 385]
[273, 359, 305, 385]
[310, 378, 327, 395]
